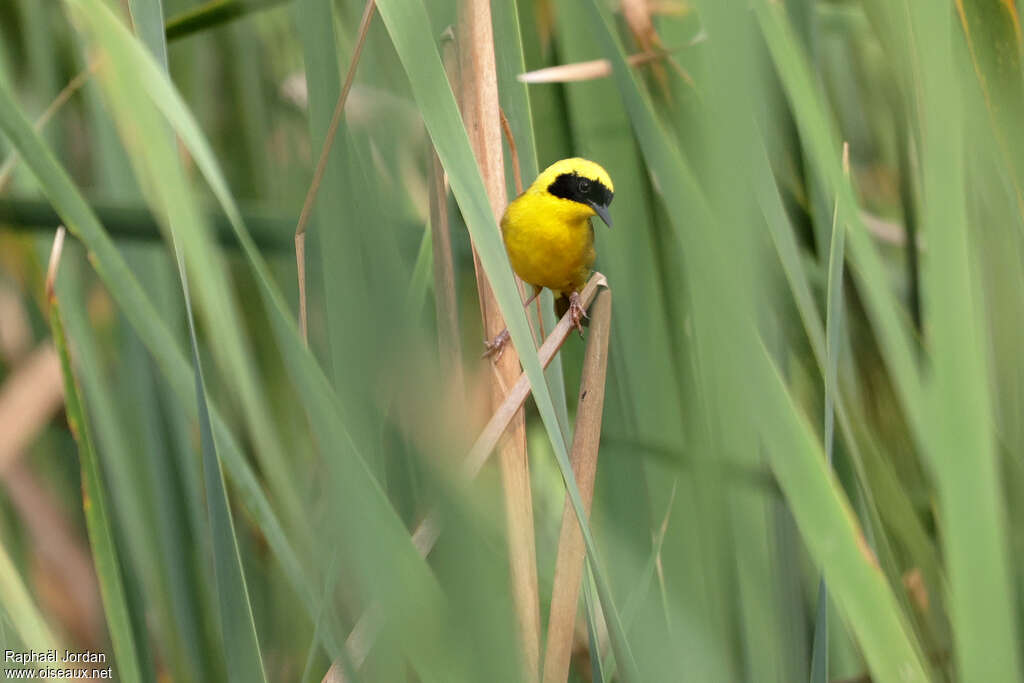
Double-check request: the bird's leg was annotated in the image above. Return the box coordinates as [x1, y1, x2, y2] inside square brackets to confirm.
[482, 328, 511, 360]
[483, 286, 542, 360]
[568, 291, 587, 337]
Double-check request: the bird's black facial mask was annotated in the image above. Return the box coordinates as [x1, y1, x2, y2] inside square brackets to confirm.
[548, 172, 615, 228]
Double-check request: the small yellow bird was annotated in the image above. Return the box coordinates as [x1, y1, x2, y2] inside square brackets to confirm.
[485, 158, 614, 357]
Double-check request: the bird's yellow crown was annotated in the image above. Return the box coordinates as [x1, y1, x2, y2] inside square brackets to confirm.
[531, 158, 614, 196]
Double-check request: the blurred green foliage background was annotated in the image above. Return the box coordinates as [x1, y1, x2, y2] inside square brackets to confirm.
[1, 0, 1023, 681]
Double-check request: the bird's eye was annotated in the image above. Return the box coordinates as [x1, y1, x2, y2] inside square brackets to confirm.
[578, 178, 591, 193]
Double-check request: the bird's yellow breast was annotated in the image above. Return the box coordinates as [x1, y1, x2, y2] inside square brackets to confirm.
[501, 189, 596, 295]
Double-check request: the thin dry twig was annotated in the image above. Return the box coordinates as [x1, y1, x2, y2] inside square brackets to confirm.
[499, 108, 523, 196]
[321, 274, 607, 683]
[541, 289, 612, 683]
[45, 227, 67, 303]
[0, 59, 102, 194]
[295, 0, 376, 343]
[517, 40, 701, 85]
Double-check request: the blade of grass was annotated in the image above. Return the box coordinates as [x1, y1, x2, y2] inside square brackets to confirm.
[811, 142, 850, 683]
[56, 247, 208, 683]
[0, 59, 318, 669]
[46, 227, 145, 683]
[755, 12, 953, 653]
[76, 0, 308, 543]
[583, 1, 930, 678]
[755, 345, 929, 682]
[767, 2, 1019, 678]
[581, 567, 607, 683]
[754, 142, 947, 642]
[185, 276, 268, 683]
[755, 0, 927, 448]
[77, 4, 272, 678]
[915, 2, 1023, 679]
[955, 0, 1024, 218]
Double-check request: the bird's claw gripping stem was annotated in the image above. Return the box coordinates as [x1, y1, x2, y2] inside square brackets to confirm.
[569, 291, 587, 337]
[482, 328, 511, 361]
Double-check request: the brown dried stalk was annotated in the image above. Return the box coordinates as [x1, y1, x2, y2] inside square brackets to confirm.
[295, 0, 376, 344]
[541, 290, 612, 683]
[321, 275, 607, 683]
[457, 0, 540, 677]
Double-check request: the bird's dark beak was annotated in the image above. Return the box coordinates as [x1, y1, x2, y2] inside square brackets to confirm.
[589, 201, 613, 228]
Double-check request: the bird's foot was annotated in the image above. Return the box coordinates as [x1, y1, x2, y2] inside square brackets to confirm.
[482, 328, 511, 361]
[568, 291, 587, 337]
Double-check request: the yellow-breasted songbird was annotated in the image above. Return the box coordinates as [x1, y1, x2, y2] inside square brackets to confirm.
[485, 158, 614, 357]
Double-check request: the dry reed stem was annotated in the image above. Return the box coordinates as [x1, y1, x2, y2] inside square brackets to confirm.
[295, 0, 375, 343]
[457, 0, 540, 677]
[541, 290, 612, 683]
[321, 274, 607, 683]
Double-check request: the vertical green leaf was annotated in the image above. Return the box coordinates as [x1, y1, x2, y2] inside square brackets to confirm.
[49, 268, 145, 683]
